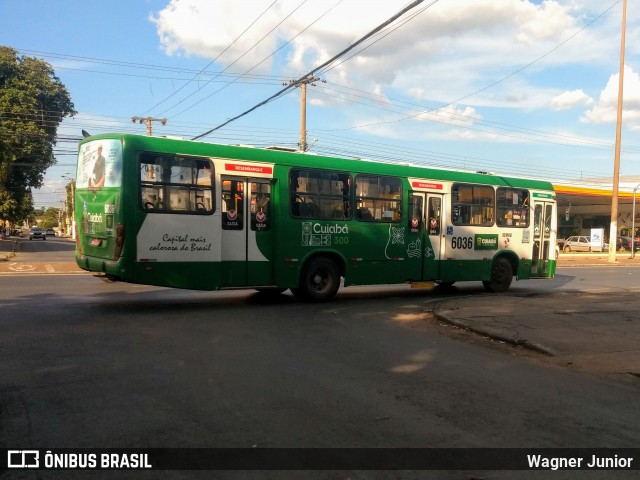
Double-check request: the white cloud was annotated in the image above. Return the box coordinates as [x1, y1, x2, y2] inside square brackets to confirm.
[148, 0, 636, 147]
[581, 65, 640, 124]
[415, 105, 482, 127]
[515, 0, 577, 43]
[149, 0, 590, 91]
[550, 89, 594, 111]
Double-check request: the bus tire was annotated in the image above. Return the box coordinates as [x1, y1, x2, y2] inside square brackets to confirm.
[483, 257, 513, 293]
[292, 256, 340, 302]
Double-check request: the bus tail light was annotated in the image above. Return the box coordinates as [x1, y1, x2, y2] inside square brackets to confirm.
[75, 223, 82, 255]
[114, 224, 125, 260]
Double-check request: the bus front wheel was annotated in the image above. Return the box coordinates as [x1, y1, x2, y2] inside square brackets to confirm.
[482, 257, 513, 293]
[292, 257, 341, 302]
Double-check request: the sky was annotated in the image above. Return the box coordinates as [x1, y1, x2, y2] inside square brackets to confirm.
[1, 0, 640, 209]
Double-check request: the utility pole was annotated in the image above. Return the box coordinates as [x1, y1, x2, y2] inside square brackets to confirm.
[608, 0, 626, 263]
[285, 76, 323, 152]
[300, 80, 309, 152]
[131, 116, 167, 136]
[62, 174, 75, 239]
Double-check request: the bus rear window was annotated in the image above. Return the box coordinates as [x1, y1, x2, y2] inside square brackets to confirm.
[140, 154, 214, 214]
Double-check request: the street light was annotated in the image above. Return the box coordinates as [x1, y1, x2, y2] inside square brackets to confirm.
[632, 183, 640, 258]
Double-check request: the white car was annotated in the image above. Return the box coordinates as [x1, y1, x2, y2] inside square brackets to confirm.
[561, 236, 597, 252]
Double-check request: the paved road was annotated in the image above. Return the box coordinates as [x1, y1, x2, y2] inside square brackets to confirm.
[0, 236, 83, 275]
[3, 236, 640, 380]
[2, 275, 640, 480]
[2, 239, 640, 478]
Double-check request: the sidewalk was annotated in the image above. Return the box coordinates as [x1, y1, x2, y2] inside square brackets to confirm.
[0, 236, 19, 261]
[434, 291, 640, 379]
[430, 253, 640, 380]
[557, 251, 640, 267]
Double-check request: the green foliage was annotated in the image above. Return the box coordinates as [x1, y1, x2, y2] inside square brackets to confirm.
[0, 46, 76, 223]
[35, 206, 60, 229]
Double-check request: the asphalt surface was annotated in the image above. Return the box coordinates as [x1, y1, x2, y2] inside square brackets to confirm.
[2, 236, 640, 380]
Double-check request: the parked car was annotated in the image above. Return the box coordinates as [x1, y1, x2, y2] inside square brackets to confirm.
[616, 236, 640, 252]
[45, 228, 55, 236]
[561, 235, 600, 252]
[29, 227, 46, 240]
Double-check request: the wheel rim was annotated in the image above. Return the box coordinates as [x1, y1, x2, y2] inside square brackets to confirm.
[310, 269, 330, 293]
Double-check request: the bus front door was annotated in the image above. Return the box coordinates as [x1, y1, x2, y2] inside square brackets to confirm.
[221, 177, 274, 287]
[531, 201, 554, 277]
[406, 193, 443, 281]
[424, 194, 444, 280]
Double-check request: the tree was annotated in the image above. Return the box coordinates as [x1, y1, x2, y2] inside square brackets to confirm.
[0, 46, 76, 223]
[35, 206, 60, 229]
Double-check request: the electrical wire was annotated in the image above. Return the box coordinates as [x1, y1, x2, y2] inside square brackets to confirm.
[340, 0, 622, 132]
[166, 0, 346, 120]
[141, 0, 280, 116]
[192, 0, 427, 140]
[161, 0, 313, 118]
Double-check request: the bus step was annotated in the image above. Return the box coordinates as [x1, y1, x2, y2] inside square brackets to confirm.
[410, 281, 435, 289]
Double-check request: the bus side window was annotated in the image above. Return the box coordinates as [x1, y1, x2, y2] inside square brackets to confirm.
[290, 168, 351, 219]
[451, 183, 494, 226]
[251, 182, 271, 231]
[408, 195, 423, 231]
[142, 186, 164, 211]
[222, 179, 243, 230]
[139, 154, 214, 214]
[355, 175, 402, 222]
[496, 188, 529, 228]
[428, 197, 441, 235]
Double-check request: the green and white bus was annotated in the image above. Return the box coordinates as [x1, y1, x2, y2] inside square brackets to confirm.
[74, 134, 556, 301]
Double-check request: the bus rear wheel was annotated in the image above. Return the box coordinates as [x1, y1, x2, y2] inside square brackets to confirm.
[482, 257, 513, 293]
[292, 257, 340, 302]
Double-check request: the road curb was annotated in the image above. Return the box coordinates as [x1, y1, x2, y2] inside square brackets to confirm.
[433, 311, 556, 356]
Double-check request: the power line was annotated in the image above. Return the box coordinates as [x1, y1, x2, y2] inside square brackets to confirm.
[192, 0, 426, 140]
[316, 0, 438, 77]
[341, 0, 621, 132]
[140, 0, 280, 116]
[309, 84, 636, 153]
[166, 0, 342, 119]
